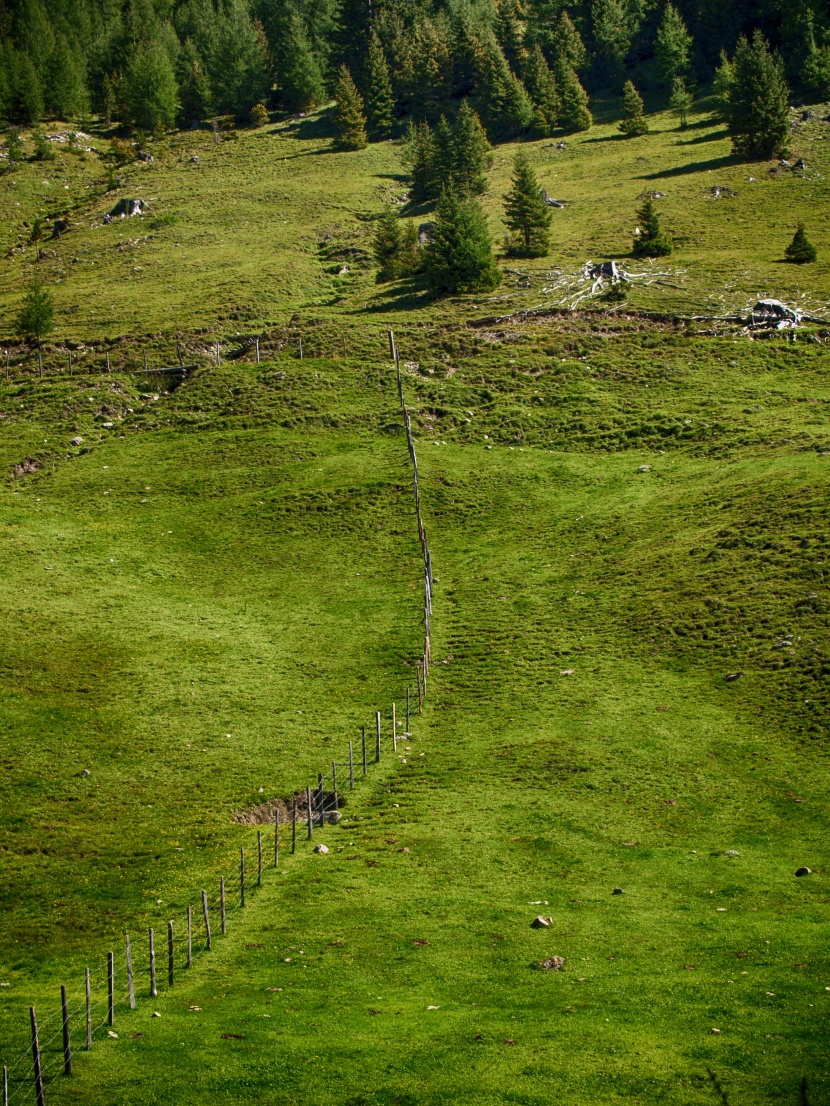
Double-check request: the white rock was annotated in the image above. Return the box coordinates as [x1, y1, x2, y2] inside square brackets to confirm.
[313, 843, 329, 854]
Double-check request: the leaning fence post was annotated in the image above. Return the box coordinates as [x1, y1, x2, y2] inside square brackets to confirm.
[274, 809, 280, 868]
[291, 798, 297, 853]
[349, 742, 354, 791]
[220, 878, 226, 936]
[202, 890, 212, 949]
[107, 952, 114, 1026]
[416, 662, 423, 713]
[167, 922, 174, 987]
[255, 338, 260, 363]
[298, 338, 303, 359]
[61, 984, 72, 1076]
[30, 1007, 44, 1106]
[186, 907, 192, 968]
[375, 711, 381, 762]
[126, 934, 135, 1009]
[215, 341, 221, 366]
[149, 928, 157, 996]
[176, 342, 184, 367]
[106, 350, 111, 373]
[332, 762, 338, 812]
[392, 702, 397, 752]
[362, 726, 367, 776]
[85, 967, 91, 1049]
[306, 785, 313, 840]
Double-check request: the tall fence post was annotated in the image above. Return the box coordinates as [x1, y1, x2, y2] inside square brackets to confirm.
[61, 984, 72, 1076]
[240, 847, 246, 906]
[298, 338, 303, 359]
[4, 350, 9, 383]
[291, 798, 297, 853]
[255, 338, 260, 363]
[149, 928, 157, 997]
[143, 349, 148, 371]
[30, 1007, 44, 1106]
[126, 934, 135, 1009]
[68, 350, 73, 375]
[362, 726, 367, 776]
[107, 952, 114, 1026]
[167, 922, 174, 987]
[3, 1064, 7, 1106]
[274, 809, 280, 868]
[37, 348, 43, 378]
[406, 687, 411, 732]
[85, 968, 91, 1050]
[202, 890, 212, 949]
[176, 342, 184, 367]
[186, 907, 192, 968]
[306, 786, 313, 840]
[349, 742, 354, 791]
[417, 662, 423, 713]
[219, 879, 226, 936]
[257, 831, 263, 888]
[332, 762, 338, 812]
[215, 341, 221, 366]
[375, 711, 381, 762]
[392, 702, 397, 752]
[106, 350, 111, 373]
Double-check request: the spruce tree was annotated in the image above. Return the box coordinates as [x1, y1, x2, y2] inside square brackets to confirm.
[32, 126, 55, 161]
[592, 0, 633, 75]
[476, 37, 533, 141]
[425, 186, 501, 294]
[45, 35, 88, 120]
[404, 119, 438, 202]
[654, 4, 692, 91]
[365, 32, 394, 140]
[15, 278, 55, 351]
[6, 128, 23, 168]
[496, 0, 526, 73]
[712, 49, 734, 120]
[556, 59, 592, 132]
[784, 225, 817, 264]
[211, 0, 270, 118]
[332, 65, 368, 150]
[803, 42, 830, 101]
[124, 40, 180, 133]
[552, 11, 586, 72]
[450, 101, 491, 195]
[633, 197, 672, 257]
[524, 44, 560, 137]
[726, 31, 790, 160]
[619, 79, 648, 136]
[408, 16, 453, 122]
[373, 205, 403, 281]
[668, 77, 693, 127]
[178, 43, 213, 124]
[280, 11, 326, 112]
[398, 220, 421, 277]
[504, 151, 552, 258]
[11, 53, 44, 124]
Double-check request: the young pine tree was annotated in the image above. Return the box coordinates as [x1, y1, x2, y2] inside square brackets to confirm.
[726, 31, 790, 159]
[654, 3, 692, 92]
[555, 59, 592, 132]
[365, 32, 394, 140]
[6, 128, 24, 167]
[592, 0, 634, 75]
[633, 197, 672, 257]
[552, 11, 586, 72]
[619, 79, 648, 136]
[803, 41, 830, 101]
[450, 101, 491, 194]
[475, 37, 534, 141]
[280, 11, 326, 113]
[32, 126, 55, 161]
[669, 77, 693, 127]
[712, 49, 735, 120]
[784, 225, 817, 264]
[495, 0, 526, 73]
[332, 65, 368, 151]
[425, 187, 501, 294]
[373, 205, 403, 281]
[404, 119, 438, 202]
[124, 41, 180, 133]
[524, 44, 560, 137]
[504, 151, 552, 257]
[15, 278, 55, 351]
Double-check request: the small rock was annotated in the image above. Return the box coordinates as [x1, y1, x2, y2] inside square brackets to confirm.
[724, 850, 740, 856]
[724, 672, 743, 682]
[538, 955, 565, 971]
[530, 915, 552, 928]
[107, 1030, 118, 1038]
[795, 866, 812, 877]
[324, 810, 342, 824]
[313, 843, 329, 854]
[612, 887, 625, 895]
[79, 768, 91, 777]
[710, 1027, 722, 1035]
[151, 1012, 160, 1018]
[189, 156, 200, 164]
[637, 464, 650, 472]
[70, 436, 83, 446]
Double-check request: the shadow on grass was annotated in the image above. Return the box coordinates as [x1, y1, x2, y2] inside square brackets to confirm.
[639, 153, 741, 179]
[676, 128, 730, 145]
[285, 111, 338, 142]
[582, 132, 633, 144]
[358, 278, 437, 314]
[374, 172, 409, 183]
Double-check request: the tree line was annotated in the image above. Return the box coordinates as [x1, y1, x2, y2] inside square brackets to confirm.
[0, 0, 828, 133]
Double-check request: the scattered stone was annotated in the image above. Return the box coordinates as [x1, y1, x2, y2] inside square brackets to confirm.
[623, 841, 637, 847]
[313, 843, 329, 854]
[710, 1027, 722, 1035]
[682, 965, 695, 970]
[538, 955, 565, 971]
[70, 436, 83, 446]
[51, 218, 70, 239]
[79, 768, 91, 777]
[612, 887, 625, 895]
[704, 185, 736, 199]
[795, 867, 812, 877]
[151, 1012, 160, 1018]
[724, 672, 743, 682]
[189, 156, 200, 164]
[637, 464, 650, 472]
[724, 850, 740, 856]
[107, 1030, 118, 1038]
[530, 915, 552, 928]
[324, 810, 342, 824]
[418, 222, 435, 245]
[136, 151, 153, 163]
[559, 668, 575, 676]
[104, 198, 146, 224]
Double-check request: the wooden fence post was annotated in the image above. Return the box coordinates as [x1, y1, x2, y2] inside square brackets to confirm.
[332, 762, 338, 812]
[274, 809, 280, 868]
[255, 338, 260, 363]
[107, 952, 114, 1026]
[406, 687, 411, 732]
[85, 968, 91, 1050]
[298, 338, 303, 359]
[416, 662, 423, 713]
[3, 1064, 7, 1106]
[143, 349, 148, 371]
[5, 350, 9, 383]
[202, 890, 212, 949]
[362, 726, 367, 776]
[392, 702, 397, 752]
[126, 934, 135, 1009]
[306, 786, 313, 840]
[38, 348, 43, 378]
[219, 879, 226, 936]
[375, 711, 381, 762]
[257, 831, 263, 887]
[349, 742, 354, 790]
[30, 1007, 44, 1106]
[186, 907, 192, 968]
[106, 350, 111, 373]
[291, 798, 297, 854]
[149, 928, 157, 996]
[240, 847, 246, 906]
[167, 922, 174, 986]
[68, 350, 73, 375]
[61, 984, 72, 1076]
[215, 342, 221, 366]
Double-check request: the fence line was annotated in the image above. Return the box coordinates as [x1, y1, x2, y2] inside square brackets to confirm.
[0, 331, 433, 1104]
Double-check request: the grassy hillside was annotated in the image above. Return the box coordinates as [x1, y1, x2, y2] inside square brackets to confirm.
[1, 94, 829, 1106]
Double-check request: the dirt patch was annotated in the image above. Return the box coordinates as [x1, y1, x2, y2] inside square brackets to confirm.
[232, 790, 344, 826]
[11, 457, 42, 477]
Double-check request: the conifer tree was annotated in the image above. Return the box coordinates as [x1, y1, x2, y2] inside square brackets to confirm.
[373, 205, 403, 281]
[504, 151, 552, 257]
[726, 31, 789, 159]
[668, 77, 693, 127]
[619, 79, 648, 135]
[365, 32, 394, 140]
[124, 40, 179, 133]
[425, 186, 501, 294]
[32, 125, 55, 160]
[476, 37, 534, 140]
[398, 220, 421, 276]
[712, 49, 734, 120]
[450, 101, 491, 195]
[553, 11, 587, 72]
[10, 53, 45, 124]
[45, 35, 88, 120]
[592, 0, 633, 74]
[212, 0, 269, 118]
[633, 197, 672, 257]
[333, 65, 368, 150]
[178, 43, 213, 123]
[654, 3, 692, 91]
[408, 16, 453, 122]
[15, 278, 55, 352]
[6, 128, 23, 168]
[803, 41, 830, 101]
[404, 119, 438, 202]
[280, 11, 326, 112]
[432, 114, 455, 186]
[784, 224, 817, 264]
[555, 58, 592, 132]
[525, 43, 560, 136]
[496, 0, 526, 73]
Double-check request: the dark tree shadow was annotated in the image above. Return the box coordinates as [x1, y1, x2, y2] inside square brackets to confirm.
[676, 128, 729, 145]
[374, 172, 409, 182]
[285, 111, 338, 141]
[358, 278, 437, 314]
[640, 153, 741, 179]
[582, 132, 635, 144]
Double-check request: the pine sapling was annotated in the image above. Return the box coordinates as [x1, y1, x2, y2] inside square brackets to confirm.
[784, 225, 817, 264]
[619, 80, 648, 136]
[503, 151, 552, 258]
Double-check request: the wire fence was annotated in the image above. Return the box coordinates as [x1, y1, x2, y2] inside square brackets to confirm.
[1, 330, 431, 1106]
